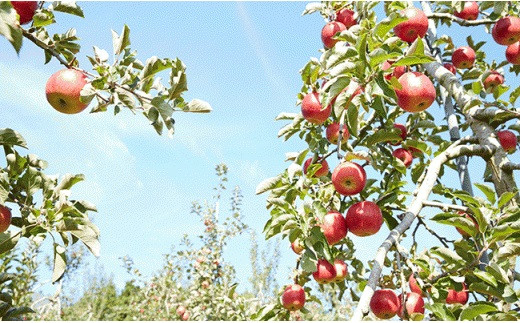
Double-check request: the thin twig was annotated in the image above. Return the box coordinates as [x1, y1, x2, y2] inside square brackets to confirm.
[427, 13, 495, 26]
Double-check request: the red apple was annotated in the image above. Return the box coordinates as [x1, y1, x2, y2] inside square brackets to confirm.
[333, 259, 348, 282]
[336, 8, 357, 29]
[389, 123, 407, 145]
[176, 306, 186, 317]
[331, 162, 366, 196]
[398, 292, 425, 319]
[303, 158, 329, 177]
[506, 41, 520, 64]
[282, 284, 306, 311]
[291, 239, 304, 254]
[326, 123, 349, 145]
[451, 46, 475, 69]
[370, 289, 401, 319]
[443, 63, 457, 75]
[497, 130, 518, 153]
[181, 312, 190, 321]
[10, 1, 38, 25]
[446, 283, 468, 305]
[393, 8, 429, 43]
[301, 92, 331, 124]
[345, 201, 383, 237]
[393, 148, 413, 168]
[483, 70, 504, 92]
[382, 61, 406, 80]
[312, 259, 337, 284]
[395, 72, 436, 113]
[409, 275, 424, 296]
[321, 21, 346, 49]
[0, 206, 11, 234]
[46, 69, 89, 114]
[492, 16, 520, 46]
[453, 1, 479, 21]
[321, 211, 348, 245]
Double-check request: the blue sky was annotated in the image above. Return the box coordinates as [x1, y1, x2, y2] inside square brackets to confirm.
[1, 1, 519, 297]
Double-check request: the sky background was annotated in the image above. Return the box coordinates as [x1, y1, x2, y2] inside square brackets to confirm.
[1, 1, 519, 299]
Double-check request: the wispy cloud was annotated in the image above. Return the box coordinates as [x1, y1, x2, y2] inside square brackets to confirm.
[236, 2, 291, 96]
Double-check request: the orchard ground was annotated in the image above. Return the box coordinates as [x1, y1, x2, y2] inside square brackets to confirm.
[1, 0, 519, 301]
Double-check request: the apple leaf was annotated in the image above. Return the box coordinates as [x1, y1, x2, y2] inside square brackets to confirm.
[497, 191, 516, 209]
[426, 303, 456, 321]
[496, 243, 520, 261]
[474, 270, 498, 288]
[51, 244, 67, 283]
[393, 56, 435, 66]
[0, 231, 20, 255]
[0, 2, 22, 54]
[0, 128, 28, 149]
[474, 183, 496, 205]
[459, 302, 498, 321]
[32, 9, 56, 27]
[374, 12, 407, 39]
[51, 1, 84, 17]
[430, 247, 464, 265]
[365, 129, 401, 147]
[256, 175, 282, 195]
[112, 24, 131, 57]
[183, 99, 212, 113]
[491, 221, 520, 242]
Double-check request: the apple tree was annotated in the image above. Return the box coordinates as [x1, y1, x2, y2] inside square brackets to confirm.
[257, 1, 520, 320]
[0, 1, 211, 319]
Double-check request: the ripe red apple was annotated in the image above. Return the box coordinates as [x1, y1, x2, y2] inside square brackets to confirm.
[483, 70, 504, 92]
[301, 92, 332, 125]
[389, 123, 407, 145]
[312, 259, 337, 284]
[382, 61, 406, 81]
[181, 312, 190, 321]
[453, 1, 479, 20]
[497, 130, 518, 154]
[492, 16, 520, 45]
[446, 283, 468, 305]
[395, 72, 436, 113]
[303, 158, 329, 177]
[393, 148, 413, 168]
[321, 211, 348, 245]
[443, 63, 457, 75]
[393, 8, 428, 43]
[321, 21, 346, 49]
[0, 206, 11, 234]
[345, 201, 383, 237]
[176, 306, 186, 317]
[326, 123, 349, 145]
[331, 162, 366, 196]
[333, 259, 348, 282]
[506, 41, 520, 64]
[398, 292, 425, 319]
[370, 289, 400, 319]
[409, 275, 424, 296]
[336, 8, 357, 29]
[451, 46, 475, 69]
[291, 239, 304, 254]
[10, 1, 38, 25]
[46, 69, 89, 114]
[282, 284, 306, 311]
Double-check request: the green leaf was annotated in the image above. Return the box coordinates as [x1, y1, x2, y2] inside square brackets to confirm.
[52, 244, 67, 283]
[0, 128, 28, 148]
[256, 176, 282, 195]
[374, 12, 407, 38]
[3, 306, 35, 320]
[473, 270, 497, 288]
[140, 56, 172, 81]
[491, 221, 520, 242]
[459, 302, 498, 321]
[431, 212, 477, 237]
[431, 247, 464, 265]
[51, 1, 84, 17]
[300, 250, 317, 273]
[486, 263, 509, 284]
[0, 2, 23, 53]
[346, 104, 359, 137]
[474, 183, 496, 205]
[112, 24, 131, 56]
[496, 242, 520, 261]
[183, 99, 212, 113]
[0, 231, 19, 255]
[32, 9, 55, 27]
[393, 56, 434, 66]
[365, 129, 402, 146]
[498, 191, 516, 209]
[425, 303, 456, 321]
[53, 174, 85, 197]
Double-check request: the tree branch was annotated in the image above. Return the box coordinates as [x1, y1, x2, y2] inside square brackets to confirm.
[422, 200, 469, 212]
[351, 142, 494, 321]
[427, 13, 495, 26]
